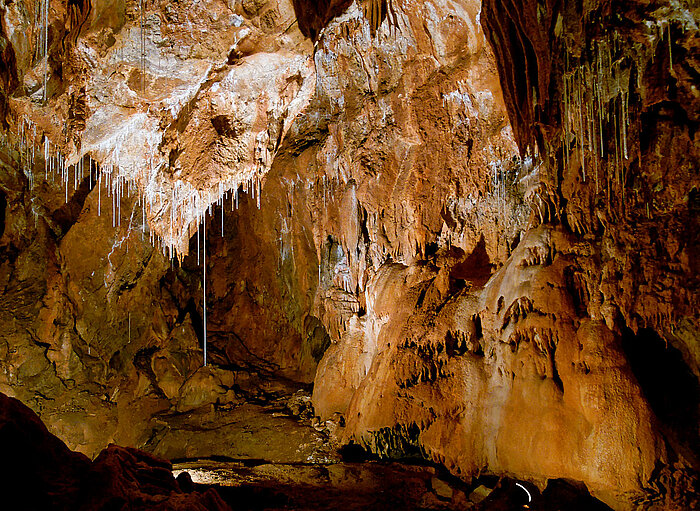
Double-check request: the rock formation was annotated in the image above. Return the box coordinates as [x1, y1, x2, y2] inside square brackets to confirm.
[0, 392, 231, 510]
[1, 390, 614, 510]
[0, 0, 698, 509]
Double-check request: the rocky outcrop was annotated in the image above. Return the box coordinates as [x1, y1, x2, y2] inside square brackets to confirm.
[0, 0, 698, 509]
[0, 392, 231, 510]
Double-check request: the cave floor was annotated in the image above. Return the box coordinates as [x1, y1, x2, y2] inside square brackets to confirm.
[173, 458, 476, 510]
[158, 383, 478, 509]
[146, 383, 472, 508]
[117, 375, 612, 510]
[172, 456, 616, 510]
[144, 379, 613, 511]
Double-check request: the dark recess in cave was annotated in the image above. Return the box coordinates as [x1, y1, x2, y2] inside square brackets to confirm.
[51, 169, 96, 236]
[639, 101, 699, 156]
[290, 0, 354, 40]
[689, 187, 700, 213]
[178, 297, 204, 346]
[622, 328, 700, 458]
[303, 314, 332, 362]
[339, 441, 371, 462]
[0, 188, 6, 238]
[450, 236, 493, 287]
[564, 266, 590, 317]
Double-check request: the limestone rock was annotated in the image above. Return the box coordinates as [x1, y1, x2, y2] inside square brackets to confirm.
[0, 392, 231, 510]
[431, 476, 454, 500]
[468, 485, 492, 504]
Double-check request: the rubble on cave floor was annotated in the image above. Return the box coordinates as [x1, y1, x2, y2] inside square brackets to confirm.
[171, 458, 613, 511]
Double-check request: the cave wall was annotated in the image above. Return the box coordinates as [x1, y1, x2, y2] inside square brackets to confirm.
[272, 0, 699, 507]
[0, 0, 323, 456]
[0, 0, 698, 509]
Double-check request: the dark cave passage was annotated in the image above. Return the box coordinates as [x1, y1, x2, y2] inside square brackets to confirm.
[622, 327, 700, 457]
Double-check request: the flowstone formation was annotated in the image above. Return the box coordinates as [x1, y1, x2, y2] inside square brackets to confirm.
[0, 0, 698, 510]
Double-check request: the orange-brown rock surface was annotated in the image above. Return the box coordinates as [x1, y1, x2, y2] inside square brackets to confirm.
[0, 0, 698, 509]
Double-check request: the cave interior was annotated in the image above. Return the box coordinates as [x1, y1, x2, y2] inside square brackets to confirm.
[0, 0, 698, 509]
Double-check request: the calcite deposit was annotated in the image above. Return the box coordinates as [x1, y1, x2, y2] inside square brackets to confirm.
[0, 0, 698, 509]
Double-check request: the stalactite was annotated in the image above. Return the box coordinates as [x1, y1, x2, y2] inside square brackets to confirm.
[3, 77, 270, 264]
[559, 29, 642, 219]
[203, 216, 207, 367]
